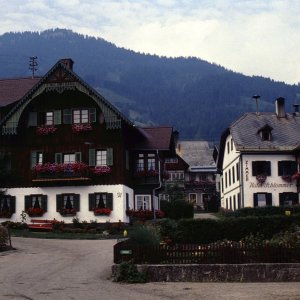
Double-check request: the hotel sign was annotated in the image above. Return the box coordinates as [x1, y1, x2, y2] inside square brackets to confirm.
[249, 182, 294, 188]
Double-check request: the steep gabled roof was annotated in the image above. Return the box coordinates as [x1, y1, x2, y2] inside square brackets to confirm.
[0, 59, 133, 129]
[0, 77, 41, 107]
[135, 126, 173, 150]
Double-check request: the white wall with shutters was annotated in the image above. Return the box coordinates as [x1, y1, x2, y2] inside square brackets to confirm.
[3, 184, 134, 223]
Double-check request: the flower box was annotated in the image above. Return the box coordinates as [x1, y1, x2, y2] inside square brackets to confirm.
[92, 166, 111, 175]
[59, 208, 77, 216]
[72, 123, 92, 133]
[26, 207, 45, 217]
[36, 125, 57, 135]
[126, 209, 165, 220]
[94, 208, 112, 216]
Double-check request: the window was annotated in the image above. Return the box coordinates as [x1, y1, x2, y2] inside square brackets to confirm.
[55, 152, 81, 164]
[252, 161, 271, 176]
[231, 138, 233, 151]
[89, 193, 113, 211]
[73, 109, 89, 124]
[136, 195, 151, 210]
[25, 195, 47, 213]
[165, 158, 178, 163]
[170, 172, 184, 181]
[96, 150, 107, 166]
[229, 169, 231, 186]
[227, 142, 230, 154]
[254, 193, 272, 207]
[258, 124, 273, 141]
[136, 153, 156, 172]
[28, 112, 37, 127]
[229, 196, 232, 210]
[225, 198, 228, 209]
[233, 195, 236, 211]
[126, 193, 130, 210]
[189, 193, 197, 203]
[237, 193, 241, 209]
[56, 194, 80, 212]
[279, 193, 299, 206]
[221, 178, 224, 193]
[236, 162, 239, 181]
[225, 172, 228, 188]
[278, 161, 297, 176]
[31, 151, 43, 168]
[64, 154, 76, 163]
[0, 195, 15, 217]
[232, 166, 235, 183]
[45, 111, 54, 125]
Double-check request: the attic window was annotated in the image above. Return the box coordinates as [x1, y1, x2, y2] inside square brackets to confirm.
[257, 124, 273, 141]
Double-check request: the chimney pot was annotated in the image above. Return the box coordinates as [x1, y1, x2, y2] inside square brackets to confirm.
[60, 58, 74, 70]
[275, 97, 286, 118]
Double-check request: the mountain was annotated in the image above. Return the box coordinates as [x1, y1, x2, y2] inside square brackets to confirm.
[0, 28, 299, 142]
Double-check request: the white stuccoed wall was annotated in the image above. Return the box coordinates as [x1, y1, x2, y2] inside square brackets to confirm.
[3, 184, 134, 223]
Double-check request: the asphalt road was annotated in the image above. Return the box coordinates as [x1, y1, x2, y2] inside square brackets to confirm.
[1, 237, 300, 300]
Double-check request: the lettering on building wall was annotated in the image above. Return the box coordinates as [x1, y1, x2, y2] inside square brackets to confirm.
[245, 160, 249, 181]
[249, 182, 294, 188]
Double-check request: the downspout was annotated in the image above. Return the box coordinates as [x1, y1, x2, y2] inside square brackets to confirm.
[153, 149, 162, 220]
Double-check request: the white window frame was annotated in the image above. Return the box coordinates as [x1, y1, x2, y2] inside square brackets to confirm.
[63, 154, 76, 163]
[135, 195, 151, 210]
[73, 109, 89, 124]
[189, 193, 197, 203]
[96, 150, 107, 166]
[46, 111, 54, 125]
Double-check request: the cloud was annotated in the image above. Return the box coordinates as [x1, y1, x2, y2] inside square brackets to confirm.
[0, 0, 299, 84]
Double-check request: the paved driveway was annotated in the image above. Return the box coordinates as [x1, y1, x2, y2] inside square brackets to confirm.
[1, 237, 300, 300]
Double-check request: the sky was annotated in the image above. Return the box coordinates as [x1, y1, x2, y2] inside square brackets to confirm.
[1, 0, 300, 85]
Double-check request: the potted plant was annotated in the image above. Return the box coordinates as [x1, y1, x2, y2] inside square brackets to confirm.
[92, 166, 111, 175]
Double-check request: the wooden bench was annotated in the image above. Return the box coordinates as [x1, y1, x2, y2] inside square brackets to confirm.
[28, 219, 55, 231]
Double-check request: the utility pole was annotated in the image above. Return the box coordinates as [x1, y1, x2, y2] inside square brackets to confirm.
[29, 56, 38, 78]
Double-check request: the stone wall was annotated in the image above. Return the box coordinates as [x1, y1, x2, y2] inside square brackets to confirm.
[112, 263, 300, 282]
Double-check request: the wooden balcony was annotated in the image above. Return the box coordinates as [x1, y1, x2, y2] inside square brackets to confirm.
[32, 171, 91, 182]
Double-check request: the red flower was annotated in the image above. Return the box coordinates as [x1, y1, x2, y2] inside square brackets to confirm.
[36, 125, 57, 135]
[94, 208, 112, 215]
[26, 207, 44, 217]
[92, 166, 111, 175]
[72, 123, 92, 133]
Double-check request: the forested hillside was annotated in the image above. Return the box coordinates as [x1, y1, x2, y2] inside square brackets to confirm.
[1, 29, 299, 141]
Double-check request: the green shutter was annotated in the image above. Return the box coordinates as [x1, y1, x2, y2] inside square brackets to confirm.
[266, 193, 272, 206]
[106, 193, 113, 210]
[73, 194, 80, 211]
[28, 112, 37, 127]
[42, 195, 48, 211]
[25, 196, 31, 210]
[291, 161, 298, 174]
[75, 152, 82, 162]
[54, 110, 62, 125]
[10, 196, 16, 214]
[56, 194, 63, 212]
[278, 161, 283, 176]
[89, 149, 96, 166]
[88, 194, 95, 211]
[31, 151, 37, 168]
[266, 162, 271, 176]
[89, 108, 96, 123]
[55, 153, 62, 164]
[63, 109, 72, 124]
[253, 193, 258, 207]
[252, 161, 257, 176]
[107, 148, 113, 166]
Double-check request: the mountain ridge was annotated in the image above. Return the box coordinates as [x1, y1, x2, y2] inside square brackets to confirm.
[0, 28, 299, 141]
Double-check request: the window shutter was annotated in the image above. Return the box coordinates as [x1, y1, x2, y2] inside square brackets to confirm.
[63, 109, 72, 124]
[107, 148, 113, 166]
[278, 161, 283, 176]
[253, 193, 258, 207]
[266, 161, 271, 176]
[31, 151, 37, 168]
[279, 193, 284, 206]
[126, 193, 129, 210]
[55, 153, 62, 164]
[291, 161, 298, 174]
[88, 193, 95, 211]
[54, 110, 62, 125]
[89, 149, 96, 166]
[28, 112, 37, 127]
[10, 196, 16, 213]
[56, 194, 63, 212]
[292, 193, 299, 205]
[25, 196, 31, 210]
[75, 152, 82, 162]
[42, 195, 48, 211]
[252, 161, 257, 176]
[106, 193, 113, 210]
[73, 194, 80, 211]
[125, 150, 129, 170]
[266, 193, 272, 206]
[89, 108, 96, 123]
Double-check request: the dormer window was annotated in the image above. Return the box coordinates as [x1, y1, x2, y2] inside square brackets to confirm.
[257, 124, 273, 141]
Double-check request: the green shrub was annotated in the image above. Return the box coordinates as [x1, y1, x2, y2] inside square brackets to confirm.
[161, 200, 194, 220]
[155, 218, 178, 242]
[0, 225, 8, 245]
[176, 214, 300, 244]
[114, 260, 146, 283]
[129, 224, 161, 246]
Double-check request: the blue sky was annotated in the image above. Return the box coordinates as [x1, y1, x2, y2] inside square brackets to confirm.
[1, 0, 300, 84]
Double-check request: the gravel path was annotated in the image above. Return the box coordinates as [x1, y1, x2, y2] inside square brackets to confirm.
[0, 237, 300, 299]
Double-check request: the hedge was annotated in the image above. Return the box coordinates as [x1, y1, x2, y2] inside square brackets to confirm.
[222, 206, 300, 218]
[160, 200, 194, 220]
[175, 214, 300, 244]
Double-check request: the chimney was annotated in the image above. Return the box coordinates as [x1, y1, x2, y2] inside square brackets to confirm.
[293, 104, 300, 116]
[275, 97, 286, 118]
[60, 58, 74, 71]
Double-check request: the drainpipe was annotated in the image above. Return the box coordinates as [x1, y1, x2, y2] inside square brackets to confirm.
[153, 149, 162, 220]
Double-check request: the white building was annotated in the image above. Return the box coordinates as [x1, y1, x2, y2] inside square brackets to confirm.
[216, 97, 300, 210]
